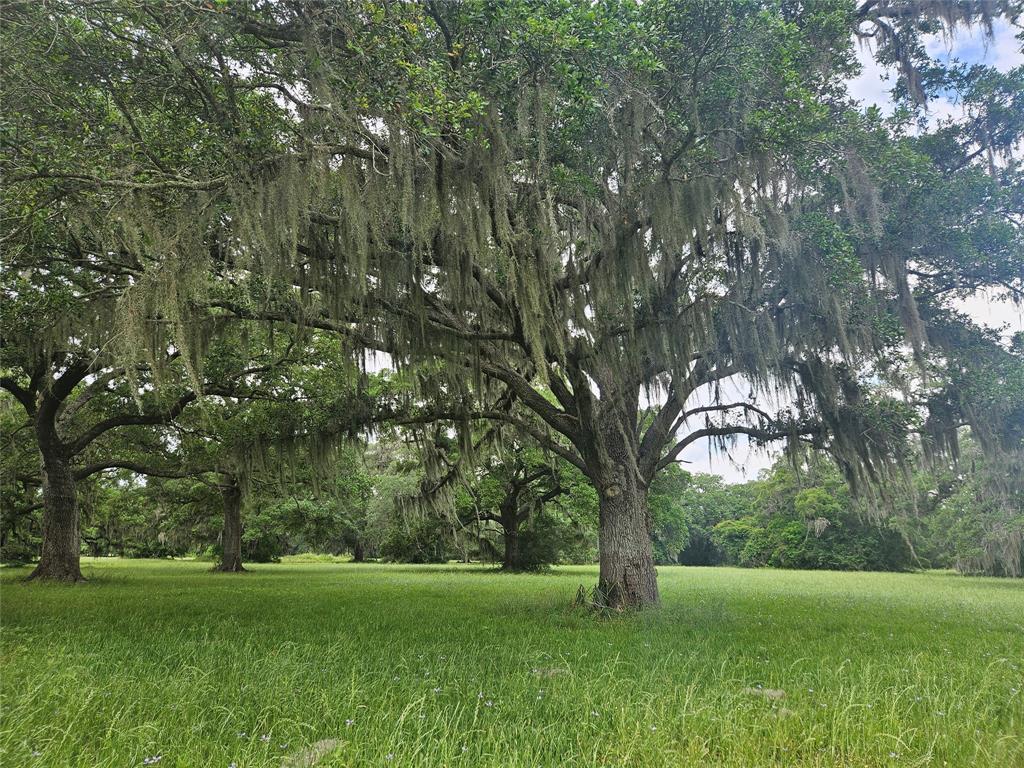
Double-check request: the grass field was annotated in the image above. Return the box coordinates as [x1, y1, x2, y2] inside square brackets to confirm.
[1, 560, 1022, 767]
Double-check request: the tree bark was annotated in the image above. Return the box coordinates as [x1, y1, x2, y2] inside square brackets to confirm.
[501, 513, 522, 571]
[597, 478, 659, 608]
[352, 539, 366, 563]
[213, 483, 245, 572]
[28, 450, 84, 582]
[593, 419, 659, 608]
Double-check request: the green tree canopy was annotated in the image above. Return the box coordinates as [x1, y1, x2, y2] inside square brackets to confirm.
[3, 0, 1020, 603]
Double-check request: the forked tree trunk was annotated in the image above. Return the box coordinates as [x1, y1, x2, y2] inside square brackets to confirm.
[214, 483, 245, 573]
[29, 451, 84, 582]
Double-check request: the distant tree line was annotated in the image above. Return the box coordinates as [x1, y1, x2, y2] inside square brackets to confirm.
[4, 425, 1018, 577]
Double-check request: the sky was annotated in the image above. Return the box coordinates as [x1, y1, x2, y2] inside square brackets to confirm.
[682, 19, 1024, 483]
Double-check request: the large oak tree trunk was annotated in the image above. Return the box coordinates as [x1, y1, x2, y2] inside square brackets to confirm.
[593, 418, 659, 608]
[597, 477, 659, 608]
[214, 484, 245, 573]
[29, 450, 83, 582]
[501, 514, 522, 571]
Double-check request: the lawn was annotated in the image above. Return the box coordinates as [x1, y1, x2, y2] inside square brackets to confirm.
[1, 560, 1022, 767]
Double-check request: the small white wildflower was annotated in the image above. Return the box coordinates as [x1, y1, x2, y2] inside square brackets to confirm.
[462, 745, 468, 753]
[386, 753, 394, 761]
[346, 719, 354, 727]
[280, 743, 289, 750]
[142, 757, 163, 766]
[650, 725, 657, 732]
[260, 734, 270, 743]
[238, 732, 248, 739]
[484, 700, 493, 707]
[31, 752, 41, 758]
[433, 687, 441, 694]
[591, 710, 599, 717]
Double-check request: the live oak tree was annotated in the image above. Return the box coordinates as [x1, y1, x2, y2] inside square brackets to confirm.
[0, 1, 226, 580]
[0, 275, 201, 581]
[475, 446, 574, 572]
[1, 0, 336, 579]
[158, 324, 378, 572]
[0, 256, 350, 579]
[0, 317, 280, 581]
[425, 427, 594, 571]
[5, 1, 1021, 603]
[232, 0, 1015, 606]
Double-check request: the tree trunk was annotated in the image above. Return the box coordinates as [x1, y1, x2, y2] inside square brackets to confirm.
[502, 514, 521, 571]
[594, 419, 659, 609]
[213, 484, 245, 572]
[28, 451, 84, 582]
[597, 478, 659, 608]
[352, 539, 365, 563]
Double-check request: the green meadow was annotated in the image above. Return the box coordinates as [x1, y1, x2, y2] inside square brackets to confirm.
[1, 560, 1022, 768]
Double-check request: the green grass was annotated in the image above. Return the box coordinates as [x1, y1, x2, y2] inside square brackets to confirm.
[2, 561, 1022, 767]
